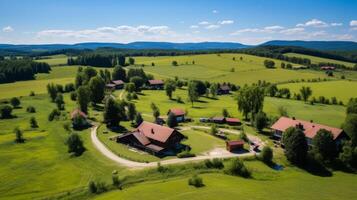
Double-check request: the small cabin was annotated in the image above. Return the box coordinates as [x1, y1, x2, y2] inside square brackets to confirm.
[111, 80, 124, 89]
[148, 80, 164, 90]
[168, 108, 186, 123]
[226, 140, 244, 152]
[217, 85, 230, 95]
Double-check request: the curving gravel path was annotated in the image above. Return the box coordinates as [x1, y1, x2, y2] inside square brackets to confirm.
[90, 126, 256, 169]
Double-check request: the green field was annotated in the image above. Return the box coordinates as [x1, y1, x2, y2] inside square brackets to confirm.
[279, 80, 357, 104]
[94, 163, 357, 200]
[284, 53, 356, 68]
[34, 54, 69, 66]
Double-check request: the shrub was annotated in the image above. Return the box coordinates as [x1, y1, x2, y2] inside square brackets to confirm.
[157, 162, 167, 173]
[204, 158, 224, 169]
[112, 174, 121, 188]
[132, 93, 138, 99]
[95, 181, 108, 194]
[167, 112, 178, 128]
[0, 105, 13, 118]
[88, 181, 97, 194]
[65, 133, 85, 156]
[10, 97, 20, 108]
[177, 150, 195, 158]
[210, 124, 218, 135]
[70, 91, 77, 101]
[224, 158, 251, 178]
[188, 174, 204, 187]
[26, 106, 36, 113]
[30, 117, 38, 128]
[29, 91, 35, 96]
[260, 146, 273, 164]
[48, 109, 61, 121]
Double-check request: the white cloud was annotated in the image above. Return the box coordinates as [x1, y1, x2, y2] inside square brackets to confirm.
[219, 20, 234, 25]
[350, 20, 357, 26]
[296, 19, 328, 28]
[190, 25, 199, 29]
[205, 24, 220, 30]
[264, 25, 284, 30]
[199, 21, 210, 25]
[330, 22, 343, 26]
[280, 27, 305, 35]
[334, 34, 354, 40]
[231, 26, 284, 35]
[309, 31, 327, 37]
[212, 10, 218, 14]
[230, 28, 263, 35]
[2, 26, 14, 32]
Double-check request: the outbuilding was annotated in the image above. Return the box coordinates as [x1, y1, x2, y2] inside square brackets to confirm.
[226, 140, 245, 152]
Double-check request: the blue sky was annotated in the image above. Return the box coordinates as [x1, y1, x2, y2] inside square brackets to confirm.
[0, 0, 356, 44]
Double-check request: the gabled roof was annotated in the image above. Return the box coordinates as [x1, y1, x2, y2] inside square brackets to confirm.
[148, 79, 164, 85]
[212, 117, 225, 121]
[132, 131, 151, 146]
[168, 108, 186, 116]
[71, 108, 87, 119]
[271, 116, 343, 140]
[219, 85, 230, 91]
[112, 80, 124, 85]
[136, 121, 176, 143]
[227, 140, 244, 146]
[226, 118, 241, 123]
[106, 83, 116, 88]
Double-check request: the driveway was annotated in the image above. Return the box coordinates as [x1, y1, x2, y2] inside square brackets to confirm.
[90, 126, 256, 169]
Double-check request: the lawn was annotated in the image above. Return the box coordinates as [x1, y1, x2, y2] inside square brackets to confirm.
[0, 94, 123, 200]
[278, 80, 357, 104]
[284, 53, 356, 68]
[133, 53, 331, 85]
[181, 130, 225, 155]
[94, 161, 357, 200]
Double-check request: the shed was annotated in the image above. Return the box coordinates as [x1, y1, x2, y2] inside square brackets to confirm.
[226, 140, 245, 152]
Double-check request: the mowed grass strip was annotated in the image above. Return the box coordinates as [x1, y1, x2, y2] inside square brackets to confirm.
[278, 80, 357, 104]
[284, 53, 356, 68]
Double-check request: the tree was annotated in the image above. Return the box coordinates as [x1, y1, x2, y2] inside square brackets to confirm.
[172, 61, 178, 66]
[55, 93, 65, 110]
[128, 57, 135, 65]
[312, 129, 336, 162]
[260, 146, 273, 164]
[265, 84, 278, 97]
[151, 103, 160, 120]
[126, 102, 137, 122]
[47, 83, 58, 102]
[14, 127, 24, 143]
[339, 141, 357, 168]
[10, 97, 20, 108]
[346, 98, 357, 114]
[188, 174, 204, 187]
[210, 124, 218, 135]
[66, 133, 85, 156]
[77, 86, 91, 113]
[0, 105, 12, 118]
[124, 82, 136, 93]
[135, 112, 143, 127]
[224, 158, 251, 178]
[187, 81, 199, 107]
[89, 181, 97, 194]
[264, 60, 275, 68]
[299, 86, 312, 102]
[112, 174, 121, 188]
[88, 76, 105, 104]
[237, 85, 264, 119]
[30, 117, 38, 128]
[112, 66, 126, 81]
[83, 67, 98, 84]
[281, 62, 286, 68]
[167, 112, 178, 128]
[103, 97, 125, 126]
[209, 83, 218, 98]
[164, 79, 176, 99]
[222, 108, 229, 117]
[254, 111, 267, 132]
[282, 127, 308, 165]
[343, 114, 357, 146]
[130, 76, 145, 91]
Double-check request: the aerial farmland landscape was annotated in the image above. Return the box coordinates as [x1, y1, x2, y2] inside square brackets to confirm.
[1, 0, 357, 199]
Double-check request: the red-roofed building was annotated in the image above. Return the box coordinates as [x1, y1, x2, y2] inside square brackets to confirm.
[271, 116, 347, 146]
[212, 117, 226, 124]
[116, 121, 185, 155]
[168, 108, 186, 122]
[70, 109, 90, 129]
[217, 84, 230, 95]
[111, 80, 124, 89]
[226, 140, 245, 152]
[226, 118, 241, 126]
[320, 66, 336, 71]
[71, 108, 87, 119]
[148, 79, 164, 90]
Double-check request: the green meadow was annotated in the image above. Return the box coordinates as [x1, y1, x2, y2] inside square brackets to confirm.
[284, 53, 356, 68]
[34, 54, 69, 66]
[279, 80, 357, 104]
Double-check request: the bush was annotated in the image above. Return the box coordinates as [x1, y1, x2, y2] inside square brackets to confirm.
[0, 105, 13, 118]
[14, 127, 24, 143]
[65, 133, 85, 156]
[26, 106, 36, 113]
[157, 162, 167, 173]
[70, 91, 77, 101]
[204, 158, 224, 169]
[188, 174, 204, 187]
[29, 91, 35, 96]
[88, 181, 97, 194]
[224, 158, 251, 178]
[48, 109, 61, 121]
[177, 150, 195, 158]
[112, 174, 121, 188]
[10, 97, 20, 108]
[30, 117, 38, 128]
[260, 146, 273, 164]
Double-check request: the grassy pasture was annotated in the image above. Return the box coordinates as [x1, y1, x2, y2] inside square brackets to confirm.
[94, 163, 357, 200]
[284, 53, 356, 68]
[34, 54, 69, 66]
[133, 53, 330, 85]
[279, 80, 357, 104]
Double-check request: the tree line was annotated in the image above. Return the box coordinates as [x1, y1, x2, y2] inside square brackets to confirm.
[67, 54, 126, 67]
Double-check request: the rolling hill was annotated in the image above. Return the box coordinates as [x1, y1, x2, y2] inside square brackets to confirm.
[261, 40, 357, 51]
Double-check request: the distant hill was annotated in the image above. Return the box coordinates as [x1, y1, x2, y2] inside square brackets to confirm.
[0, 42, 249, 52]
[261, 40, 357, 51]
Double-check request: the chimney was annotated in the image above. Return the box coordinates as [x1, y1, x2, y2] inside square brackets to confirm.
[151, 128, 155, 134]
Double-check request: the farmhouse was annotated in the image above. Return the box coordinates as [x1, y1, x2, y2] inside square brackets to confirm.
[226, 140, 245, 152]
[116, 121, 185, 155]
[212, 117, 226, 124]
[168, 108, 186, 122]
[105, 83, 116, 91]
[111, 80, 124, 89]
[217, 84, 230, 95]
[320, 66, 336, 70]
[271, 116, 347, 146]
[226, 118, 241, 125]
[148, 79, 164, 90]
[70, 109, 90, 129]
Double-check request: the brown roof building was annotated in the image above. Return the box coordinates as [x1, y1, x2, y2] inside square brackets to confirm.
[116, 121, 185, 155]
[111, 80, 124, 89]
[148, 80, 164, 90]
[168, 108, 186, 122]
[70, 108, 87, 119]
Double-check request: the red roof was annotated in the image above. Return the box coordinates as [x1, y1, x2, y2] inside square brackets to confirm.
[212, 117, 225, 121]
[136, 121, 176, 143]
[320, 66, 335, 70]
[112, 80, 124, 85]
[168, 108, 186, 116]
[227, 140, 244, 146]
[148, 80, 164, 85]
[271, 116, 343, 140]
[71, 109, 87, 119]
[226, 118, 241, 123]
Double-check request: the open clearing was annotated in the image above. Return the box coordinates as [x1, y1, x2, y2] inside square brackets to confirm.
[34, 54, 69, 66]
[279, 80, 357, 104]
[284, 53, 356, 68]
